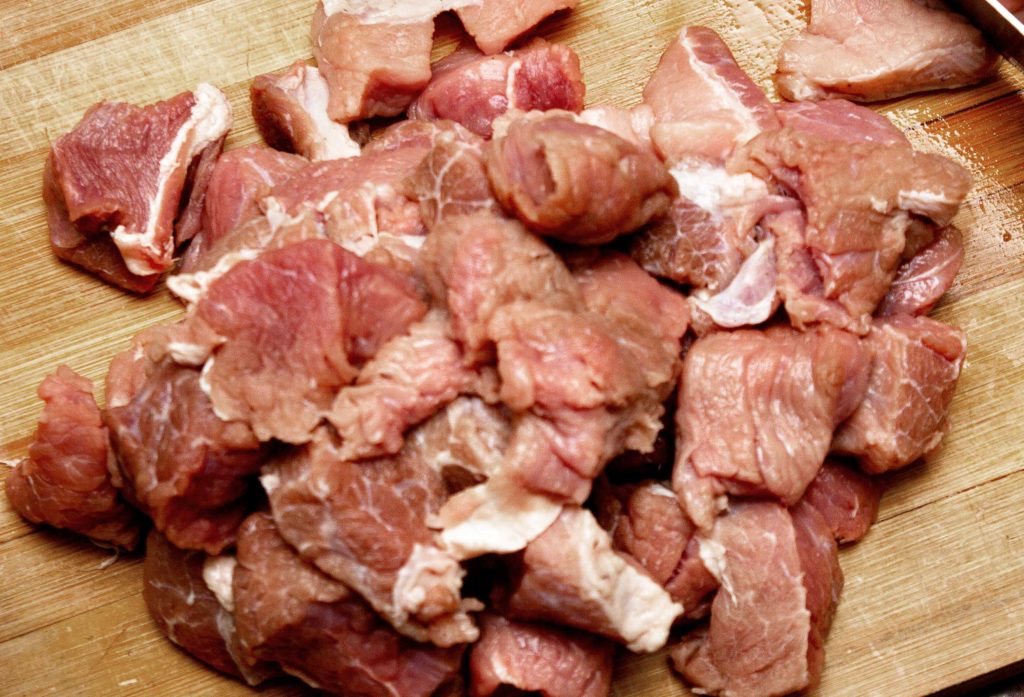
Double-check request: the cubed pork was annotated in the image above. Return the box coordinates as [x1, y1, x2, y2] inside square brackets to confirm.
[456, 0, 579, 55]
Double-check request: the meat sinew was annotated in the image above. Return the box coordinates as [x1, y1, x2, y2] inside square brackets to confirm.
[456, 0, 579, 55]
[776, 0, 998, 102]
[44, 84, 232, 291]
[5, 366, 141, 550]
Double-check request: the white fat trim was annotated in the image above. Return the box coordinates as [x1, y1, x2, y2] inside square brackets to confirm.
[113, 84, 232, 276]
[690, 237, 777, 328]
[321, 0, 481, 24]
[167, 246, 264, 305]
[679, 32, 761, 146]
[698, 537, 736, 603]
[260, 470, 281, 495]
[648, 483, 678, 499]
[669, 162, 767, 214]
[165, 340, 211, 366]
[297, 66, 361, 161]
[505, 58, 523, 108]
[202, 555, 237, 612]
[392, 544, 464, 617]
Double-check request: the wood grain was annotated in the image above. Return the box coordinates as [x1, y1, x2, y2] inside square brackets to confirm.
[1, 1, 1022, 696]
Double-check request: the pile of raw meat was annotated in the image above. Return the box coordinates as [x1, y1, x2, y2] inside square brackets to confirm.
[7, 0, 997, 695]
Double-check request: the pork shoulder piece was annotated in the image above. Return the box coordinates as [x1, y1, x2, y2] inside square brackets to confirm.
[775, 0, 998, 102]
[503, 506, 683, 653]
[671, 500, 842, 697]
[169, 239, 427, 444]
[407, 127, 502, 228]
[45, 84, 232, 287]
[264, 427, 480, 646]
[802, 458, 883, 544]
[409, 40, 585, 138]
[4, 366, 141, 550]
[233, 513, 465, 697]
[877, 225, 964, 317]
[673, 325, 869, 530]
[455, 0, 578, 55]
[485, 115, 675, 245]
[832, 315, 966, 473]
[469, 613, 615, 697]
[251, 61, 361, 161]
[775, 99, 908, 146]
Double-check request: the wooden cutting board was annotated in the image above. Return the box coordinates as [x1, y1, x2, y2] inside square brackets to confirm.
[1, 1, 1022, 695]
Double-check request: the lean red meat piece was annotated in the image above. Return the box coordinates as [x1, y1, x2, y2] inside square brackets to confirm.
[456, 0, 579, 55]
[671, 501, 842, 697]
[44, 84, 231, 290]
[407, 127, 502, 228]
[832, 315, 966, 473]
[877, 225, 964, 317]
[504, 506, 682, 652]
[251, 61, 360, 161]
[170, 239, 427, 444]
[469, 613, 615, 697]
[264, 428, 480, 646]
[485, 115, 675, 245]
[674, 326, 869, 530]
[4, 366, 141, 550]
[409, 40, 585, 138]
[802, 459, 883, 544]
[311, 2, 435, 122]
[776, 0, 998, 102]
[233, 513, 465, 696]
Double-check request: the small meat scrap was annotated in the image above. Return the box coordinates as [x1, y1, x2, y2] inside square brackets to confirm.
[409, 40, 585, 138]
[674, 326, 869, 530]
[170, 239, 426, 444]
[233, 513, 465, 696]
[832, 315, 966, 473]
[877, 225, 964, 317]
[469, 613, 615, 697]
[456, 0, 578, 55]
[672, 501, 842, 697]
[776, 0, 998, 102]
[4, 366, 141, 550]
[265, 428, 480, 646]
[44, 84, 232, 291]
[802, 458, 883, 544]
[106, 360, 266, 554]
[486, 114, 675, 245]
[251, 61, 361, 161]
[504, 506, 683, 653]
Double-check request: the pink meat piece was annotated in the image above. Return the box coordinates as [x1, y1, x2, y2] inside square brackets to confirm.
[456, 0, 579, 55]
[172, 239, 427, 444]
[409, 40, 585, 138]
[673, 325, 869, 530]
[311, 2, 434, 122]
[734, 122, 972, 334]
[265, 427, 480, 646]
[233, 513, 465, 696]
[44, 84, 231, 289]
[1000, 0, 1024, 10]
[106, 359, 266, 554]
[364, 118, 475, 154]
[775, 99, 908, 146]
[407, 127, 502, 228]
[4, 366, 141, 550]
[178, 145, 307, 273]
[802, 458, 883, 544]
[485, 114, 675, 245]
[671, 500, 842, 697]
[504, 506, 682, 652]
[142, 530, 276, 685]
[469, 613, 615, 697]
[877, 225, 964, 317]
[832, 315, 966, 473]
[577, 104, 656, 153]
[776, 0, 998, 102]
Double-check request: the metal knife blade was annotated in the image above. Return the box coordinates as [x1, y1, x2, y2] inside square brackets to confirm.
[950, 0, 1024, 67]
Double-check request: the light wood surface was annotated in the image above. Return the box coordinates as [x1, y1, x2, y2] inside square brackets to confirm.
[1, 1, 1022, 696]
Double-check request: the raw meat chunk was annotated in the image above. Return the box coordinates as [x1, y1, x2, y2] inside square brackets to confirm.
[44, 84, 231, 289]
[673, 326, 869, 530]
[877, 225, 964, 317]
[456, 0, 579, 54]
[106, 361, 266, 554]
[504, 506, 683, 652]
[832, 315, 966, 473]
[265, 428, 480, 646]
[251, 61, 360, 161]
[233, 513, 465, 696]
[411, 396, 511, 491]
[802, 459, 883, 544]
[4, 366, 141, 550]
[485, 114, 675, 244]
[776, 0, 998, 102]
[364, 118, 475, 154]
[578, 104, 656, 152]
[170, 239, 426, 444]
[469, 613, 614, 697]
[409, 40, 585, 138]
[311, 2, 434, 122]
[775, 99, 907, 145]
[407, 127, 502, 228]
